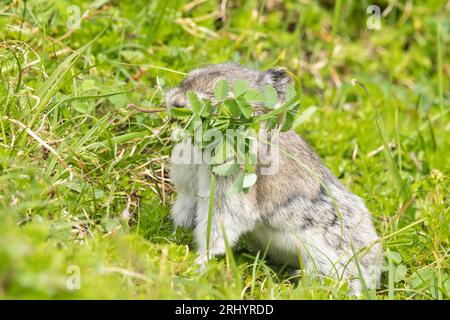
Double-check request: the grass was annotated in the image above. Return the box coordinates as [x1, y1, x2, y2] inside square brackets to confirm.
[0, 0, 448, 299]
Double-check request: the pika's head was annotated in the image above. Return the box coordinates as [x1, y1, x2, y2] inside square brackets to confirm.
[165, 62, 292, 110]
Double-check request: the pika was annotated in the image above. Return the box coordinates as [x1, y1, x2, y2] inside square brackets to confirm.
[166, 62, 382, 295]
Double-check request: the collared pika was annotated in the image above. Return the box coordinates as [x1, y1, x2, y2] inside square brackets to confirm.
[166, 62, 382, 295]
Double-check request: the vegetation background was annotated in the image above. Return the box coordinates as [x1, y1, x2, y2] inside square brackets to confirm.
[0, 0, 448, 299]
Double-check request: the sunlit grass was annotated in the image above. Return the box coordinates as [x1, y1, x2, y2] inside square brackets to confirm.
[0, 0, 448, 299]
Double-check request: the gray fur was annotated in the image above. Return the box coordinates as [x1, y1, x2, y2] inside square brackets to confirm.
[166, 62, 382, 295]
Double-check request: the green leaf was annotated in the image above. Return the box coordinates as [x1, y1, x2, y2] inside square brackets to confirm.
[254, 95, 300, 122]
[212, 162, 240, 176]
[187, 115, 202, 134]
[72, 101, 92, 114]
[212, 140, 235, 164]
[242, 172, 257, 188]
[211, 118, 231, 130]
[265, 117, 277, 130]
[121, 50, 145, 63]
[236, 96, 252, 119]
[244, 89, 263, 102]
[231, 172, 245, 193]
[411, 269, 434, 288]
[286, 111, 297, 131]
[281, 105, 300, 132]
[233, 79, 249, 97]
[445, 278, 450, 297]
[107, 94, 127, 107]
[394, 264, 408, 283]
[187, 91, 201, 115]
[263, 84, 278, 108]
[201, 100, 213, 117]
[81, 79, 97, 92]
[214, 79, 229, 100]
[171, 107, 192, 119]
[286, 83, 297, 100]
[223, 99, 241, 117]
[386, 251, 402, 264]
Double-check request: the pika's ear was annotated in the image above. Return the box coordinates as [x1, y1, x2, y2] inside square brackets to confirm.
[262, 67, 293, 99]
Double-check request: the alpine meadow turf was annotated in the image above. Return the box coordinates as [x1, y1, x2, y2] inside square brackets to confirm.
[0, 0, 448, 299]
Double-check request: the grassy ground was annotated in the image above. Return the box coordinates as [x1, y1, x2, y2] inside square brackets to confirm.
[0, 0, 448, 299]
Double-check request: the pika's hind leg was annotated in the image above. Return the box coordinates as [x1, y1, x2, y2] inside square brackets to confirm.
[249, 225, 372, 296]
[294, 229, 380, 296]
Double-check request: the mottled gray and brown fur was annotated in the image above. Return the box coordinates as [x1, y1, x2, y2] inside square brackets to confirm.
[166, 62, 382, 295]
